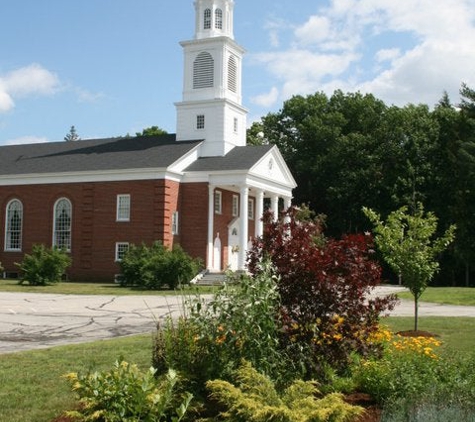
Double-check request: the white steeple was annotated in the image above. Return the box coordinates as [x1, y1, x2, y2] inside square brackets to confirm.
[175, 0, 248, 157]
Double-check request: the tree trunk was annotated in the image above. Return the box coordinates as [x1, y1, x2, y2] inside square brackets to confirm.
[414, 296, 419, 332]
[466, 263, 470, 287]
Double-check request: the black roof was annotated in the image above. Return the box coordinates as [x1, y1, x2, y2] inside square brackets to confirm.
[0, 135, 202, 175]
[184, 144, 274, 172]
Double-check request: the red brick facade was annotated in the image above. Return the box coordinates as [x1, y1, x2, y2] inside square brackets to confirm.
[0, 179, 255, 282]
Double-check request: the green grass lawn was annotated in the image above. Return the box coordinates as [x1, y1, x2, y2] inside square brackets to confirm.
[0, 279, 216, 295]
[1, 316, 474, 422]
[397, 286, 475, 306]
[0, 335, 153, 422]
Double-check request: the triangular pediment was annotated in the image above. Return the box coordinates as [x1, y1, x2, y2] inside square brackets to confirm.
[249, 145, 297, 189]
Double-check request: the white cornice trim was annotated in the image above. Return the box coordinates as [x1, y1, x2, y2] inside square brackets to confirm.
[0, 168, 184, 186]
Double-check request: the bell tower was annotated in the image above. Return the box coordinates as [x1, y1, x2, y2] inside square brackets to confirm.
[175, 0, 248, 157]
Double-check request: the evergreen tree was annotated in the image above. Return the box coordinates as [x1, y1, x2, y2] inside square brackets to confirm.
[64, 125, 80, 142]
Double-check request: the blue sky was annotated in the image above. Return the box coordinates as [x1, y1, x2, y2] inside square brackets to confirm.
[1, 0, 475, 146]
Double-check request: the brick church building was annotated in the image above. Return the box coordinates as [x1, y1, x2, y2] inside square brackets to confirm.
[0, 0, 296, 282]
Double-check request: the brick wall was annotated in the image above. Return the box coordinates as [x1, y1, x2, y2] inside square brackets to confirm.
[0, 179, 181, 282]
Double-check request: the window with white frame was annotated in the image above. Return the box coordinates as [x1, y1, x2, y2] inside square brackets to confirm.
[115, 242, 129, 262]
[53, 198, 72, 251]
[233, 117, 238, 133]
[204, 8, 211, 29]
[232, 194, 239, 217]
[215, 8, 223, 29]
[214, 190, 222, 214]
[116, 194, 131, 221]
[172, 211, 179, 235]
[5, 199, 23, 251]
[248, 198, 255, 220]
[196, 114, 205, 130]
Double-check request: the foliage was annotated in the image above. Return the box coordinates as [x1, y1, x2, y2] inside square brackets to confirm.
[249, 88, 475, 285]
[64, 125, 80, 141]
[381, 400, 475, 422]
[16, 244, 71, 285]
[205, 361, 363, 422]
[0, 261, 3, 274]
[247, 208, 398, 375]
[364, 204, 456, 330]
[63, 360, 192, 422]
[135, 126, 168, 137]
[119, 242, 202, 290]
[354, 327, 475, 413]
[153, 263, 295, 399]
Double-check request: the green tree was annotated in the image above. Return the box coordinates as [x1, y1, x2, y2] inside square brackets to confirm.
[363, 204, 456, 331]
[136, 126, 168, 137]
[64, 125, 80, 142]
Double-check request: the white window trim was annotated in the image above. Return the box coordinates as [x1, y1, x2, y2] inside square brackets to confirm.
[4, 199, 23, 252]
[232, 194, 239, 217]
[172, 211, 179, 235]
[248, 198, 255, 220]
[233, 117, 238, 133]
[214, 190, 222, 214]
[53, 197, 72, 252]
[115, 242, 130, 262]
[116, 194, 131, 222]
[197, 114, 205, 130]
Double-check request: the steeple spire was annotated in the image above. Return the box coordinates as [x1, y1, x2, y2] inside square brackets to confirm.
[175, 0, 248, 157]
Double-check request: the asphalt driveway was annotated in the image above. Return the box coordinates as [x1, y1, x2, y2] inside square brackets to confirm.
[1, 286, 474, 354]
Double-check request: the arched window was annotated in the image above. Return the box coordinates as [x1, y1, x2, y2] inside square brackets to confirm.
[215, 8, 223, 29]
[5, 199, 22, 251]
[228, 56, 237, 93]
[204, 8, 211, 29]
[53, 198, 72, 251]
[193, 52, 214, 89]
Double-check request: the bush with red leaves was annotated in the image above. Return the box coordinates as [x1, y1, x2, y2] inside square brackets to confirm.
[247, 208, 398, 376]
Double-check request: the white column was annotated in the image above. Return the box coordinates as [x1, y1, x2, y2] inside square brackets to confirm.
[284, 197, 292, 211]
[207, 185, 215, 270]
[238, 186, 249, 270]
[271, 194, 279, 222]
[255, 189, 264, 237]
[284, 196, 292, 225]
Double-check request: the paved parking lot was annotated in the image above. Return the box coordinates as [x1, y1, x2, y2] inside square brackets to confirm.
[1, 286, 474, 354]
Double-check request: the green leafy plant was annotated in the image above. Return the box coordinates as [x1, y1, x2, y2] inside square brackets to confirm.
[16, 244, 71, 285]
[120, 242, 202, 290]
[247, 208, 398, 376]
[153, 262, 296, 403]
[364, 203, 456, 330]
[205, 361, 363, 422]
[63, 360, 192, 422]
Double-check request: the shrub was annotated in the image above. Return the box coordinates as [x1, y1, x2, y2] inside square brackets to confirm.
[153, 262, 297, 401]
[354, 328, 475, 415]
[205, 361, 363, 422]
[120, 242, 201, 290]
[247, 208, 398, 376]
[63, 360, 192, 422]
[16, 244, 71, 285]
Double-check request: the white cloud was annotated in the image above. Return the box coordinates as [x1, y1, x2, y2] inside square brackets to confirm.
[0, 64, 61, 113]
[0, 88, 14, 112]
[4, 136, 49, 146]
[3, 64, 60, 97]
[251, 86, 279, 108]
[253, 0, 475, 108]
